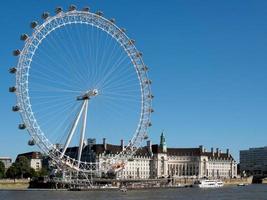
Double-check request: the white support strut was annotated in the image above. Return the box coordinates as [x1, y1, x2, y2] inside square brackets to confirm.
[77, 100, 88, 167]
[60, 101, 87, 158]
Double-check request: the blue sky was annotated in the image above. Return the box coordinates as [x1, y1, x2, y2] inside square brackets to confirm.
[1, 0, 267, 161]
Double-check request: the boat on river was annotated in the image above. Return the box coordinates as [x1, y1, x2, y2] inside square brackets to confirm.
[194, 180, 224, 188]
[119, 186, 127, 192]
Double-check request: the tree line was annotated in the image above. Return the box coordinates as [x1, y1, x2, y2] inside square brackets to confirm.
[0, 156, 48, 179]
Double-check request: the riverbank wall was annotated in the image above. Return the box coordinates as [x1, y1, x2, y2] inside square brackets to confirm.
[0, 176, 254, 190]
[0, 179, 30, 190]
[173, 176, 253, 186]
[262, 178, 267, 184]
[223, 176, 253, 185]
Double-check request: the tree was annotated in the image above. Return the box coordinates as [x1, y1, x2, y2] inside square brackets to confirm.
[15, 156, 31, 179]
[0, 161, 5, 178]
[6, 165, 17, 180]
[26, 168, 37, 178]
[38, 168, 48, 177]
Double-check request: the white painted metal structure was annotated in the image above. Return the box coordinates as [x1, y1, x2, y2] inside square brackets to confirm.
[11, 6, 153, 175]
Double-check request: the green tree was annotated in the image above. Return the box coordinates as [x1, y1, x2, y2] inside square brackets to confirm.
[25, 168, 37, 178]
[38, 168, 48, 177]
[15, 156, 31, 178]
[6, 165, 17, 180]
[0, 161, 5, 178]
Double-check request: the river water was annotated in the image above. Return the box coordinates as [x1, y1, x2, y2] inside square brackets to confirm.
[0, 185, 266, 200]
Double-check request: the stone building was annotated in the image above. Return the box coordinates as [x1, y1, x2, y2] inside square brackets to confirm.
[148, 133, 237, 179]
[16, 152, 43, 171]
[0, 157, 12, 170]
[65, 133, 237, 179]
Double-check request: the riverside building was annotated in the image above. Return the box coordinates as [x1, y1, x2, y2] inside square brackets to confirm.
[0, 157, 12, 170]
[16, 151, 43, 171]
[65, 133, 237, 179]
[240, 146, 267, 177]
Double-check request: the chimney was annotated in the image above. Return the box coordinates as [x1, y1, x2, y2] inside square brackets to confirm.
[199, 145, 204, 152]
[211, 147, 214, 156]
[103, 138, 107, 150]
[216, 148, 219, 156]
[147, 140, 152, 152]
[226, 149, 230, 157]
[120, 139, 124, 151]
[129, 140, 133, 151]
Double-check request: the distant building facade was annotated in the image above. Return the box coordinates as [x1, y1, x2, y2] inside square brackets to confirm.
[16, 152, 43, 171]
[66, 133, 237, 179]
[148, 134, 237, 179]
[0, 157, 12, 170]
[240, 146, 267, 177]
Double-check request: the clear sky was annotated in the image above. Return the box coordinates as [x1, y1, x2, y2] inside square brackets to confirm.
[1, 0, 267, 161]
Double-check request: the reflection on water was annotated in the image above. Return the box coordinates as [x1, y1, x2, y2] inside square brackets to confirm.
[0, 185, 267, 200]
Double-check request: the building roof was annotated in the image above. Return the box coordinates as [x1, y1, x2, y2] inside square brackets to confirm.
[152, 144, 201, 156]
[16, 151, 42, 160]
[167, 147, 201, 156]
[64, 142, 234, 160]
[152, 144, 233, 160]
[201, 152, 233, 160]
[135, 146, 152, 157]
[92, 144, 122, 155]
[0, 157, 12, 160]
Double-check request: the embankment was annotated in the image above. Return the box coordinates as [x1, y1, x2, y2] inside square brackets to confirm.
[223, 176, 253, 185]
[173, 176, 253, 186]
[0, 179, 29, 190]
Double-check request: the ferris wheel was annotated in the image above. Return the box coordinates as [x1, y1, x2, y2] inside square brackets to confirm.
[9, 5, 153, 175]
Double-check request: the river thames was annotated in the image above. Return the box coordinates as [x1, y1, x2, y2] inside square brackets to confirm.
[0, 185, 266, 200]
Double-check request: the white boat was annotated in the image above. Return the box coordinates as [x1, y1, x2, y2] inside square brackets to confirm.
[194, 180, 224, 188]
[237, 183, 248, 186]
[119, 186, 127, 192]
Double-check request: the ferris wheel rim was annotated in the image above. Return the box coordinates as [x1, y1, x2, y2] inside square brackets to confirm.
[15, 10, 152, 173]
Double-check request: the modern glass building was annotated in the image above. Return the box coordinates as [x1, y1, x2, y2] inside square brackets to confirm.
[240, 147, 267, 176]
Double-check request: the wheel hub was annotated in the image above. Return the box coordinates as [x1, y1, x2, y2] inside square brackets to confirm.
[76, 89, 99, 101]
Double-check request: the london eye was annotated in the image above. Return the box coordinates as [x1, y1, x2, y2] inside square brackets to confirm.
[9, 5, 153, 182]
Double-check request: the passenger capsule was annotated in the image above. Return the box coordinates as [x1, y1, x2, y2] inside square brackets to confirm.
[18, 123, 26, 130]
[12, 106, 20, 112]
[82, 7, 90, 12]
[42, 12, 49, 19]
[9, 67, 17, 74]
[141, 66, 149, 71]
[147, 122, 152, 127]
[144, 134, 149, 140]
[9, 86, 16, 93]
[68, 4, 77, 11]
[109, 18, 115, 23]
[13, 49, 21, 56]
[20, 34, 28, 41]
[96, 11, 103, 16]
[149, 108, 154, 113]
[144, 79, 152, 84]
[128, 39, 135, 45]
[136, 52, 143, 57]
[147, 94, 154, 99]
[30, 21, 38, 29]
[121, 28, 126, 33]
[28, 139, 36, 146]
[55, 7, 63, 14]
